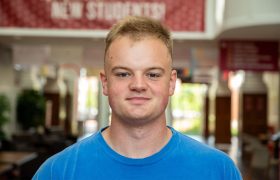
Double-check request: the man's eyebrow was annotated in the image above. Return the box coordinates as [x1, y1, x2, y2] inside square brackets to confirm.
[146, 67, 166, 73]
[111, 66, 166, 73]
[111, 66, 131, 72]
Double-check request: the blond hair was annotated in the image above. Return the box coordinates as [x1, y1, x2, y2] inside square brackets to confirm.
[105, 16, 173, 60]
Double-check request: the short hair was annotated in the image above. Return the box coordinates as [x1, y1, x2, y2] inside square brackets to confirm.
[104, 16, 173, 60]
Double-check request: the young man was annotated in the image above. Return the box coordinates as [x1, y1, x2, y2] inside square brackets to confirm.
[33, 16, 242, 180]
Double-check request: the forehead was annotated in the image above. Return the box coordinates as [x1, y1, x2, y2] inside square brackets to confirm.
[105, 36, 171, 70]
[107, 35, 170, 57]
[108, 34, 163, 51]
[106, 35, 169, 55]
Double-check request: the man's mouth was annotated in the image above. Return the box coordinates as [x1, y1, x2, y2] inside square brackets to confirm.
[126, 97, 151, 105]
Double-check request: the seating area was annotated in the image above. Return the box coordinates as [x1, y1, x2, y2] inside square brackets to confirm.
[0, 128, 76, 179]
[240, 134, 280, 180]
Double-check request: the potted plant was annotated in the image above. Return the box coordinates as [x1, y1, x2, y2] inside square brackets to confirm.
[0, 94, 10, 140]
[16, 89, 46, 131]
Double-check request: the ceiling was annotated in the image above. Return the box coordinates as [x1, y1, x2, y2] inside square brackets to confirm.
[217, 24, 280, 41]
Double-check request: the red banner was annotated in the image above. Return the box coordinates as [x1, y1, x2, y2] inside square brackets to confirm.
[0, 0, 205, 32]
[219, 40, 279, 71]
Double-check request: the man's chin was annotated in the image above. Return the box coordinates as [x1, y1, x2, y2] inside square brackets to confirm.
[121, 114, 153, 126]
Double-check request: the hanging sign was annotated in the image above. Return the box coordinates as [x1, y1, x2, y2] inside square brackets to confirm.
[220, 40, 279, 71]
[0, 0, 205, 32]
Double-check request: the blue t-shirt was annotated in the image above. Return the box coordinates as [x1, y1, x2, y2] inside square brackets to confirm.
[33, 127, 242, 180]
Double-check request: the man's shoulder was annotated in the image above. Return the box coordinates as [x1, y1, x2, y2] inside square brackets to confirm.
[172, 131, 241, 179]
[40, 132, 101, 167]
[33, 132, 101, 179]
[175, 131, 232, 161]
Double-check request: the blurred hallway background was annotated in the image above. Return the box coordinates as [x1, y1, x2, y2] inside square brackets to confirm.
[0, 0, 279, 179]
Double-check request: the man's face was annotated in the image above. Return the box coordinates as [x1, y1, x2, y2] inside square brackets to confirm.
[100, 36, 177, 126]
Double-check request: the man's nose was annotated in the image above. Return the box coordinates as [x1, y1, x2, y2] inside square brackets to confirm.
[129, 75, 148, 92]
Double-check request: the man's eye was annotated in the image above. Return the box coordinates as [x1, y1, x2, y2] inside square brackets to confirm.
[147, 73, 161, 79]
[116, 72, 130, 77]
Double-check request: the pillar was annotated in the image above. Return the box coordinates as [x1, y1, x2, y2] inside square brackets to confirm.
[241, 72, 268, 139]
[215, 76, 231, 144]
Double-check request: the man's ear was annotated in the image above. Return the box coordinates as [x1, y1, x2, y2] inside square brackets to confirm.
[169, 69, 177, 96]
[100, 71, 108, 96]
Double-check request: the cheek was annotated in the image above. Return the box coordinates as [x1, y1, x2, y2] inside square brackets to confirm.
[152, 83, 170, 103]
[107, 84, 123, 107]
[155, 93, 170, 113]
[108, 81, 126, 96]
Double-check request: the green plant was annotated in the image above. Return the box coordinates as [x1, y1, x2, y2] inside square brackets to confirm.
[0, 94, 10, 139]
[16, 89, 46, 130]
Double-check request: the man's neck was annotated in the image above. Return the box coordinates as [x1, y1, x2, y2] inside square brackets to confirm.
[102, 120, 172, 159]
